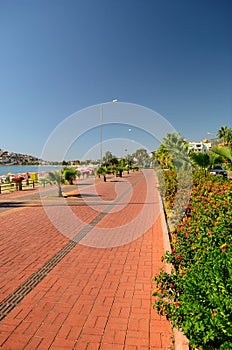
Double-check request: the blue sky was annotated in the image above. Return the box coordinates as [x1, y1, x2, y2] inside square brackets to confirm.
[0, 0, 231, 160]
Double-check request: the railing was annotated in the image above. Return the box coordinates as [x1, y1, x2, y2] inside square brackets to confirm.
[0, 180, 38, 194]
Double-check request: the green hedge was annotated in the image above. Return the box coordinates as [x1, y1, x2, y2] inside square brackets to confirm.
[153, 171, 232, 349]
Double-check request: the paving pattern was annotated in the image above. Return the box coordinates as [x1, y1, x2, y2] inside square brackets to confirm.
[0, 170, 173, 349]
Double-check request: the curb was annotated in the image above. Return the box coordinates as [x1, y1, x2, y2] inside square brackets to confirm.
[155, 174, 189, 350]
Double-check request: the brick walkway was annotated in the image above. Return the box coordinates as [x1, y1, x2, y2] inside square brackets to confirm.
[0, 170, 173, 349]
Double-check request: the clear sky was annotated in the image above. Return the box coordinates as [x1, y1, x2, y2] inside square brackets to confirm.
[0, 0, 231, 160]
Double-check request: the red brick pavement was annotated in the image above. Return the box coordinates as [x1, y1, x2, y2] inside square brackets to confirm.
[0, 170, 173, 349]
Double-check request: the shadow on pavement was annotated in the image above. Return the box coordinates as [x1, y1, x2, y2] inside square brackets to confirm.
[64, 193, 102, 198]
[0, 201, 25, 208]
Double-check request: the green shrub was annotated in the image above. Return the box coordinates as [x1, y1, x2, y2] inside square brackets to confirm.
[153, 172, 232, 349]
[157, 169, 177, 211]
[62, 167, 77, 185]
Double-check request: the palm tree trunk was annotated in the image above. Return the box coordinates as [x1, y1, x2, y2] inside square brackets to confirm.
[58, 186, 63, 197]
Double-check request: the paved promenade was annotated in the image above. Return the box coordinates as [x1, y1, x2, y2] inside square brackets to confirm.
[0, 170, 173, 349]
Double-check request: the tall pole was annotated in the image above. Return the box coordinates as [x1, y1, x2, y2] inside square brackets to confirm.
[100, 99, 118, 166]
[100, 104, 103, 166]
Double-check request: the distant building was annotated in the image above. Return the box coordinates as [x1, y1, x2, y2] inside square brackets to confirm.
[188, 141, 211, 153]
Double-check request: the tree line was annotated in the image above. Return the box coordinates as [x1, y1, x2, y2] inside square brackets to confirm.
[41, 125, 231, 197]
[154, 126, 232, 172]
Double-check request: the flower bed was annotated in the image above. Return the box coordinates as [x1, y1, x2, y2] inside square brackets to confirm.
[153, 171, 232, 349]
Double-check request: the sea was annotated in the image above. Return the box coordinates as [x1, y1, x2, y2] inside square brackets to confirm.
[0, 165, 62, 176]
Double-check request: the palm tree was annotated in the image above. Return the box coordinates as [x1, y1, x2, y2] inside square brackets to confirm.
[217, 126, 232, 145]
[163, 133, 190, 169]
[62, 167, 77, 185]
[111, 157, 119, 166]
[209, 151, 224, 169]
[190, 152, 211, 175]
[155, 144, 172, 168]
[217, 126, 229, 139]
[155, 133, 190, 170]
[103, 151, 113, 164]
[211, 146, 232, 167]
[39, 177, 49, 188]
[96, 166, 108, 182]
[46, 171, 64, 197]
[116, 165, 124, 177]
[224, 128, 232, 145]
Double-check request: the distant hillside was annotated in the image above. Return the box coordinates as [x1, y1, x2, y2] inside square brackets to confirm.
[0, 149, 40, 165]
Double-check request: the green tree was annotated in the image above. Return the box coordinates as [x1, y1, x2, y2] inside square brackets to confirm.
[155, 144, 172, 168]
[62, 167, 77, 185]
[125, 154, 134, 167]
[190, 152, 211, 174]
[217, 126, 232, 145]
[217, 125, 229, 138]
[39, 177, 49, 188]
[103, 151, 113, 164]
[209, 151, 224, 168]
[119, 157, 127, 167]
[46, 171, 64, 197]
[133, 148, 150, 167]
[211, 146, 232, 168]
[96, 166, 108, 182]
[155, 133, 190, 170]
[62, 160, 70, 166]
[116, 165, 124, 177]
[163, 133, 190, 169]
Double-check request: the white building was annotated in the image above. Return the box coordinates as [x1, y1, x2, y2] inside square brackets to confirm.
[188, 142, 211, 153]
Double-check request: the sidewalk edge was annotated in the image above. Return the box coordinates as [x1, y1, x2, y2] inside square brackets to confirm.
[155, 173, 189, 350]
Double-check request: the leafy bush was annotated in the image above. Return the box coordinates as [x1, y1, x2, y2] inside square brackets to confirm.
[62, 167, 77, 185]
[158, 169, 178, 211]
[153, 171, 232, 349]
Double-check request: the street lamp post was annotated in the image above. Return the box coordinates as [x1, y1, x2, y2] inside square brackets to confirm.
[99, 99, 118, 166]
[100, 104, 103, 166]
